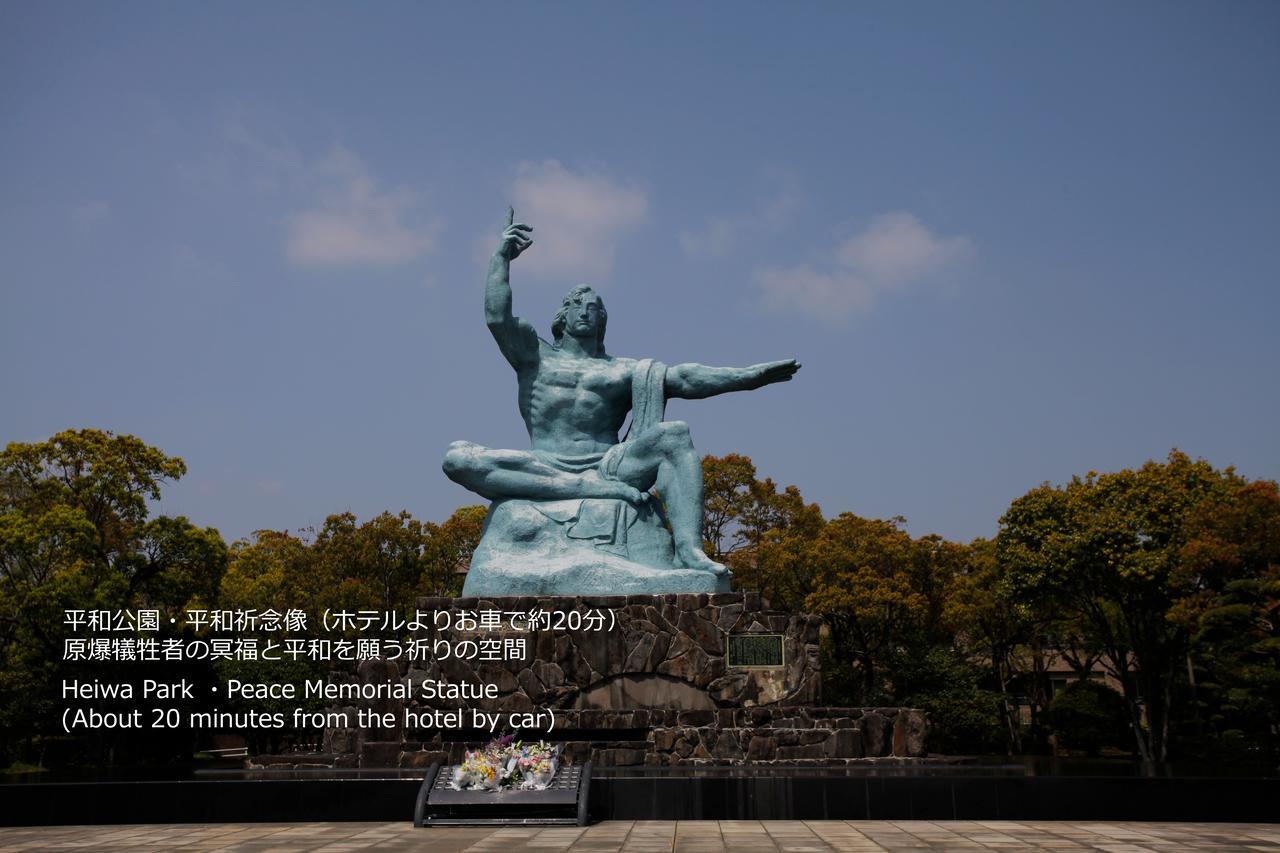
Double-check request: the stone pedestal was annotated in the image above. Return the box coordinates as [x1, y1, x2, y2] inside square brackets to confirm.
[463, 499, 730, 596]
[254, 592, 929, 770]
[413, 592, 821, 711]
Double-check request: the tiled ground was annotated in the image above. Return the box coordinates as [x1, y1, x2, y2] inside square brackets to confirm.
[1, 821, 1279, 852]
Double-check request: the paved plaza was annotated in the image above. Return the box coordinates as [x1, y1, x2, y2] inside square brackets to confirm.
[2, 821, 1280, 852]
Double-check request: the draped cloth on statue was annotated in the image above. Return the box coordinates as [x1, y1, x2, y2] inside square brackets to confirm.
[628, 358, 669, 440]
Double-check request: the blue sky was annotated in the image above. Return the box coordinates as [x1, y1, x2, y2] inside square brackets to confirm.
[3, 2, 1277, 545]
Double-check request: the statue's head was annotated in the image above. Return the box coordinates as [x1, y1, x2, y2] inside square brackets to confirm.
[551, 285, 607, 353]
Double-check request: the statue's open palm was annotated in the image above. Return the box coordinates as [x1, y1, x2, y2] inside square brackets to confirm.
[751, 359, 801, 388]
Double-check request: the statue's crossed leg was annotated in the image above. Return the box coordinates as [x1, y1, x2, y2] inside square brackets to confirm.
[443, 441, 647, 504]
[442, 420, 726, 575]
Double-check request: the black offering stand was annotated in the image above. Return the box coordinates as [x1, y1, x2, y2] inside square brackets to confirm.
[414, 758, 592, 827]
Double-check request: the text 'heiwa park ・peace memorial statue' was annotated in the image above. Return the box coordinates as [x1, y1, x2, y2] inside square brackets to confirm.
[443, 209, 800, 596]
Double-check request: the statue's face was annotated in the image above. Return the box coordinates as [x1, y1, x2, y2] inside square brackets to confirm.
[564, 289, 602, 337]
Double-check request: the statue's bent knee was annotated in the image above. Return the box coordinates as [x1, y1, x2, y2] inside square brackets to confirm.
[442, 440, 482, 481]
[656, 420, 692, 451]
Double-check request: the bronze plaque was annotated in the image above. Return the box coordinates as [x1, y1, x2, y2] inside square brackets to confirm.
[726, 633, 784, 669]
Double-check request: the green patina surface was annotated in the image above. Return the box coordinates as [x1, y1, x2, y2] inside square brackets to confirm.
[443, 209, 799, 595]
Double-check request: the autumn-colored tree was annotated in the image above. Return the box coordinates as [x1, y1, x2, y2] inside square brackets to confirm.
[424, 505, 487, 599]
[219, 529, 323, 627]
[805, 513, 927, 703]
[701, 454, 824, 610]
[701, 453, 761, 561]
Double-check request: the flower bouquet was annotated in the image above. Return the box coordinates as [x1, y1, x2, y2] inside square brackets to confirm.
[450, 735, 560, 791]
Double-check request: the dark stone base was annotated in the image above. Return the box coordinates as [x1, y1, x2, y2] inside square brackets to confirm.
[256, 706, 926, 769]
[7, 774, 1279, 824]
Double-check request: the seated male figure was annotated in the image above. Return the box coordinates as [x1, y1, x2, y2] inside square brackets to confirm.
[443, 209, 800, 575]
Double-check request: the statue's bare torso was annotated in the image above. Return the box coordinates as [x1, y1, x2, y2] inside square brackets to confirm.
[518, 345, 635, 454]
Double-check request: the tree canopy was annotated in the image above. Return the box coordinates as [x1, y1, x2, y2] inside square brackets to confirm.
[1, 430, 227, 765]
[703, 450, 1279, 764]
[3, 431, 1276, 768]
[0, 429, 486, 768]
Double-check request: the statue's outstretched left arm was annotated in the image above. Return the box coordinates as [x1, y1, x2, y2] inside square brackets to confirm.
[665, 359, 800, 400]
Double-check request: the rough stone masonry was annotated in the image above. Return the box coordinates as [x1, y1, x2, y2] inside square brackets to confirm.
[264, 593, 928, 770]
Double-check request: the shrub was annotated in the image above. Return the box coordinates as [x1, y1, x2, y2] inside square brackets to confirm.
[1045, 680, 1131, 756]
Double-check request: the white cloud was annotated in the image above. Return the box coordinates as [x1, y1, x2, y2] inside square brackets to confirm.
[505, 160, 648, 281]
[835, 212, 969, 284]
[680, 179, 802, 257]
[287, 146, 439, 269]
[755, 212, 971, 321]
[754, 266, 876, 319]
[182, 109, 440, 271]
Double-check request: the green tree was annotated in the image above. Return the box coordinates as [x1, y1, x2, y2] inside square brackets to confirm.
[997, 450, 1247, 763]
[0, 430, 227, 766]
[313, 511, 428, 614]
[893, 643, 1006, 755]
[1173, 480, 1280, 762]
[945, 537, 1050, 753]
[221, 504, 488, 640]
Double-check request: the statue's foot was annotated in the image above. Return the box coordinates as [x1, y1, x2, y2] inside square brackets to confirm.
[581, 472, 650, 506]
[675, 547, 729, 576]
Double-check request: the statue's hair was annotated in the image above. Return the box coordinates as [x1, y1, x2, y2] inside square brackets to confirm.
[551, 285, 607, 354]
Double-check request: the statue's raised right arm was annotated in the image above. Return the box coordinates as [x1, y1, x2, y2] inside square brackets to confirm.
[484, 207, 539, 369]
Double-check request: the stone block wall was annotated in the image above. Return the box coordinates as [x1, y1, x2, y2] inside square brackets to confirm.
[247, 593, 930, 769]
[410, 592, 822, 712]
